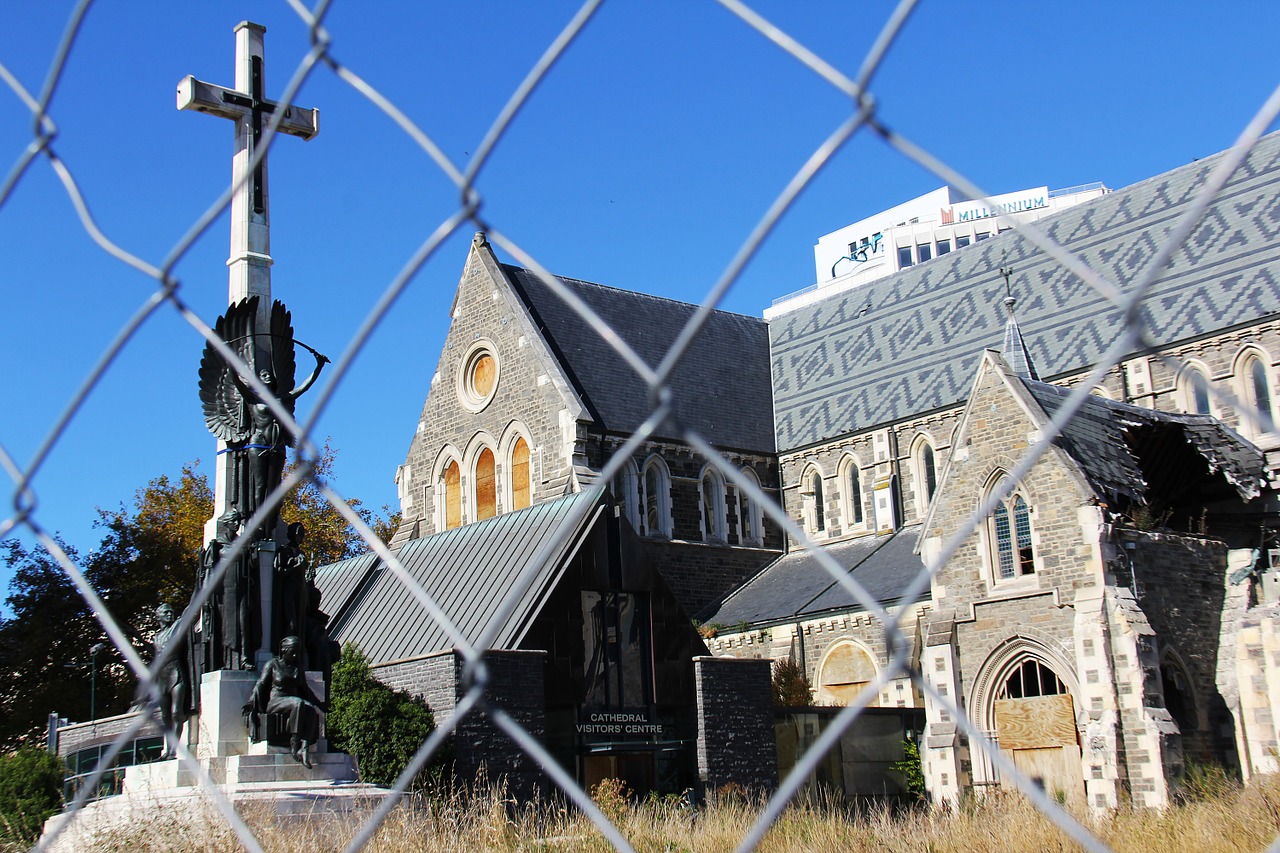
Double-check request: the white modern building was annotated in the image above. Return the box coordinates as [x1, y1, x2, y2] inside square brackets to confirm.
[765, 183, 1110, 319]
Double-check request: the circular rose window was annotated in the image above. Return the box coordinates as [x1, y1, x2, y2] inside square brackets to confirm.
[458, 341, 500, 411]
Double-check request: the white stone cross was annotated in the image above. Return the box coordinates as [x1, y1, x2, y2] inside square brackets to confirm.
[177, 21, 318, 313]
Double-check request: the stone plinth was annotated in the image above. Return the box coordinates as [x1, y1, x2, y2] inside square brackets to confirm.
[197, 669, 257, 759]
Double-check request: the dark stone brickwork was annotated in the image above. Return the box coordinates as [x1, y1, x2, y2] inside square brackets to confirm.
[694, 656, 777, 793]
[1116, 529, 1236, 765]
[374, 649, 548, 798]
[644, 540, 778, 617]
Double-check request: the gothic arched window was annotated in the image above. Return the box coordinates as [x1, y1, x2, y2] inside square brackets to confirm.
[699, 467, 726, 542]
[475, 448, 496, 520]
[443, 460, 461, 530]
[510, 437, 531, 511]
[642, 457, 671, 538]
[991, 490, 1035, 580]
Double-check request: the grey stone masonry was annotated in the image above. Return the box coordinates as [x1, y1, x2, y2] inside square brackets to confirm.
[694, 656, 777, 793]
[374, 648, 548, 798]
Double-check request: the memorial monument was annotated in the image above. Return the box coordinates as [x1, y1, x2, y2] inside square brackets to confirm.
[154, 20, 346, 782]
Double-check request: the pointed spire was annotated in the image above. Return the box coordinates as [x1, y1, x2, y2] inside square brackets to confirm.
[999, 259, 1039, 380]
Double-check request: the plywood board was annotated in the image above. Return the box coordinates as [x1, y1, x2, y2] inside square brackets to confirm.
[994, 694, 1076, 750]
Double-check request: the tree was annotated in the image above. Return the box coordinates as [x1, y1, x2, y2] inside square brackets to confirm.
[326, 645, 445, 788]
[279, 440, 401, 567]
[0, 442, 398, 749]
[771, 657, 813, 707]
[0, 747, 63, 845]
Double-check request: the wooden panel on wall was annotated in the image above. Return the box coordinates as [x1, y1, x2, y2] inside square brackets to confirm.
[994, 694, 1076, 750]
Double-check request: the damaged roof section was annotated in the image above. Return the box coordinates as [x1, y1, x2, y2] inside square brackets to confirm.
[1025, 380, 1266, 505]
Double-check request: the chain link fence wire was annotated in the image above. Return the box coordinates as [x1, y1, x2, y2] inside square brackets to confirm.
[4, 0, 1280, 851]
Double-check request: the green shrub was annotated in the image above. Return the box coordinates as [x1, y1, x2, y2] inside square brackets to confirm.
[326, 644, 447, 788]
[0, 746, 63, 844]
[890, 738, 926, 801]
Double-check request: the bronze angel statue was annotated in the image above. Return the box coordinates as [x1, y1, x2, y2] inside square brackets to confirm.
[198, 296, 329, 531]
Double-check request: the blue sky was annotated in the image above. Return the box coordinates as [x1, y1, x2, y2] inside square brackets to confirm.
[2, 0, 1279, 580]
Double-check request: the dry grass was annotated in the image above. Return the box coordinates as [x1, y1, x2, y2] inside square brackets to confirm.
[51, 775, 1280, 853]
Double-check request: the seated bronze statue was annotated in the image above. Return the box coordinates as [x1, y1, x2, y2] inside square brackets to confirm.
[244, 635, 326, 767]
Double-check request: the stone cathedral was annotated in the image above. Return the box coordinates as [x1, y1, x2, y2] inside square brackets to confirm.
[317, 130, 1280, 808]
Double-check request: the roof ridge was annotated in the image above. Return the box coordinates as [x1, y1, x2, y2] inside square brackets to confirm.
[501, 263, 766, 324]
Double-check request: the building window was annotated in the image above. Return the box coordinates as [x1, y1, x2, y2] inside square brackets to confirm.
[611, 457, 640, 529]
[443, 460, 461, 530]
[913, 439, 937, 514]
[993, 493, 1035, 580]
[642, 457, 671, 538]
[510, 437, 531, 511]
[916, 243, 932, 263]
[475, 448, 497, 520]
[738, 469, 764, 546]
[897, 246, 913, 268]
[457, 341, 500, 412]
[699, 467, 726, 542]
[997, 658, 1065, 700]
[936, 238, 951, 256]
[816, 640, 877, 706]
[810, 469, 826, 532]
[1249, 356, 1276, 433]
[1179, 366, 1212, 415]
[956, 235, 971, 248]
[975, 231, 991, 242]
[841, 456, 865, 528]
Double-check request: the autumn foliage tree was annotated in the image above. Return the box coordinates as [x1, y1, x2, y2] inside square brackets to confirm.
[0, 442, 397, 749]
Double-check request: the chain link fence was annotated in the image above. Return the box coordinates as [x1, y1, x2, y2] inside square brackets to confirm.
[5, 1, 1280, 851]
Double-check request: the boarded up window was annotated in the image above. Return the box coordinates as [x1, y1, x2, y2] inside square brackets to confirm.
[476, 448, 496, 520]
[472, 352, 496, 398]
[818, 642, 877, 706]
[511, 438, 530, 510]
[444, 461, 461, 530]
[994, 694, 1076, 750]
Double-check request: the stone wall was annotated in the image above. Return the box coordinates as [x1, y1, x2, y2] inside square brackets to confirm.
[1116, 528, 1236, 766]
[645, 539, 779, 618]
[693, 656, 777, 793]
[374, 649, 548, 797]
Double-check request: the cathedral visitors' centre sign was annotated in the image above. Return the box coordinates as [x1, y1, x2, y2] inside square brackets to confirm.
[577, 710, 668, 738]
[941, 187, 1049, 224]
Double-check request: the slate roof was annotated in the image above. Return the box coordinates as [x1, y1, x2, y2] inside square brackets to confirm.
[1024, 380, 1266, 503]
[505, 266, 776, 452]
[701, 525, 925, 627]
[315, 489, 603, 664]
[771, 131, 1280, 452]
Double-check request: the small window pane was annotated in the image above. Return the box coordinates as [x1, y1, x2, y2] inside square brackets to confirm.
[956, 235, 971, 248]
[897, 246, 914, 267]
[1014, 496, 1034, 575]
[922, 445, 937, 502]
[995, 503, 1014, 579]
[975, 231, 990, 242]
[812, 472, 825, 532]
[1251, 359, 1274, 430]
[936, 239, 951, 255]
[849, 466, 863, 525]
[916, 243, 932, 263]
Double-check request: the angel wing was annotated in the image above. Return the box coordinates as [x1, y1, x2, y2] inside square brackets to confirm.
[198, 296, 258, 443]
[267, 299, 297, 419]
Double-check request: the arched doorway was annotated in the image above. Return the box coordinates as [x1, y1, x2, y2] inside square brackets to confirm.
[990, 656, 1082, 803]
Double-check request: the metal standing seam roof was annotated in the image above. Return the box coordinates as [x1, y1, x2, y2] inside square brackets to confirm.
[1025, 380, 1266, 503]
[504, 265, 777, 452]
[770, 131, 1280, 453]
[316, 489, 603, 665]
[702, 525, 925, 627]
